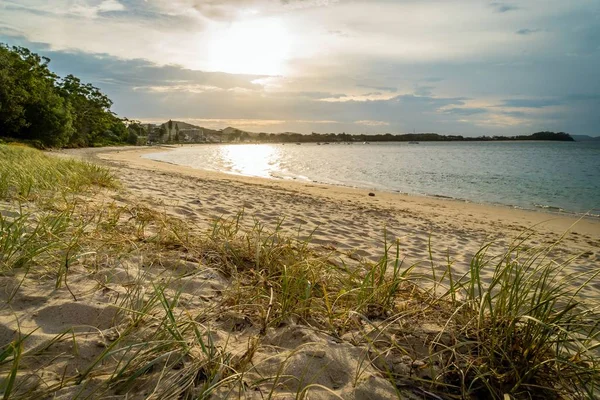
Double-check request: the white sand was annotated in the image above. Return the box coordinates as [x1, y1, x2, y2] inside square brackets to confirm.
[1, 145, 598, 398]
[98, 146, 599, 290]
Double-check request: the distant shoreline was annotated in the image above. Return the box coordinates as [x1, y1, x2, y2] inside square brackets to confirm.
[66, 146, 600, 232]
[138, 143, 600, 219]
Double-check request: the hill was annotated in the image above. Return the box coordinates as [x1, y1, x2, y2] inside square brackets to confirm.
[571, 134, 600, 142]
[159, 120, 222, 137]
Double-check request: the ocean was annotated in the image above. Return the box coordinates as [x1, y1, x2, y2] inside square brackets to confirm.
[143, 141, 600, 216]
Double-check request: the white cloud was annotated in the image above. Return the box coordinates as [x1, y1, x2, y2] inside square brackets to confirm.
[97, 0, 125, 13]
[354, 120, 390, 127]
[134, 84, 225, 93]
[70, 0, 126, 18]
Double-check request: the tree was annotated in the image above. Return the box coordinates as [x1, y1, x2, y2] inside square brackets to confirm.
[159, 125, 167, 143]
[0, 45, 74, 147]
[127, 130, 138, 145]
[174, 123, 180, 142]
[59, 74, 116, 146]
[0, 44, 128, 148]
[228, 129, 242, 142]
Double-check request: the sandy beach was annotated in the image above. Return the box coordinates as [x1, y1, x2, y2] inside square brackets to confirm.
[95, 146, 600, 289]
[1, 145, 599, 399]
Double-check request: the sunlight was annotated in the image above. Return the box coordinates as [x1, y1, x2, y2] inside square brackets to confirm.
[207, 18, 292, 76]
[219, 144, 280, 178]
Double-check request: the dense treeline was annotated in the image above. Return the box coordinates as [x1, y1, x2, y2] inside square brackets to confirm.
[260, 131, 574, 143]
[0, 44, 132, 148]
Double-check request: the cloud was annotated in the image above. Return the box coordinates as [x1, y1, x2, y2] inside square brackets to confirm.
[135, 84, 226, 94]
[280, 0, 340, 10]
[293, 92, 347, 99]
[357, 84, 397, 93]
[294, 119, 339, 124]
[490, 2, 519, 13]
[70, 0, 126, 18]
[443, 107, 488, 116]
[566, 93, 600, 102]
[1, 0, 599, 135]
[516, 28, 540, 35]
[187, 0, 262, 20]
[414, 86, 435, 97]
[500, 99, 562, 108]
[500, 111, 527, 118]
[328, 29, 349, 37]
[421, 77, 444, 83]
[153, 0, 338, 21]
[97, 0, 125, 13]
[354, 120, 390, 126]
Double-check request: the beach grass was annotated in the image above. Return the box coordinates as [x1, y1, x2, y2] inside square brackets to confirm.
[427, 237, 600, 398]
[0, 144, 115, 203]
[0, 144, 599, 399]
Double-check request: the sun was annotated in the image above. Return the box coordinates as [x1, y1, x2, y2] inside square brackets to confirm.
[207, 17, 292, 76]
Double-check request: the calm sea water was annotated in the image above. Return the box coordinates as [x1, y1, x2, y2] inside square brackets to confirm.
[144, 141, 600, 216]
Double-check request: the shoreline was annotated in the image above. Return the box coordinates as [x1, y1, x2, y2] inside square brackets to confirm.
[89, 145, 600, 237]
[59, 145, 600, 299]
[140, 143, 599, 219]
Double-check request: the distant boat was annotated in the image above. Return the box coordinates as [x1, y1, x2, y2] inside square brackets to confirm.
[296, 142, 301, 145]
[409, 141, 419, 144]
[363, 141, 370, 144]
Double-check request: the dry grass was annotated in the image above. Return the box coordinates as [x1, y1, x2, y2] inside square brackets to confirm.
[1, 144, 599, 399]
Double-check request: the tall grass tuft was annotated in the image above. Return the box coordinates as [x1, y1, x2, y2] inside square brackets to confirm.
[349, 233, 415, 319]
[204, 215, 337, 330]
[432, 239, 600, 399]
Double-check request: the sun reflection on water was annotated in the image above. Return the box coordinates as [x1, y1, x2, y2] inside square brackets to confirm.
[218, 144, 280, 178]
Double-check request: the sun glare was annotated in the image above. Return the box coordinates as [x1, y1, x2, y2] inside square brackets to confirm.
[207, 18, 292, 76]
[219, 144, 280, 178]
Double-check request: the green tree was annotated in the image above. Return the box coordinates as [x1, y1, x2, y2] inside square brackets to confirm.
[0, 45, 74, 147]
[159, 125, 167, 143]
[174, 123, 180, 142]
[0, 44, 134, 148]
[127, 130, 138, 145]
[59, 74, 117, 146]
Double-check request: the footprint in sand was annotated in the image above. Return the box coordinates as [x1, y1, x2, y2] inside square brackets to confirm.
[34, 303, 118, 334]
[212, 206, 232, 215]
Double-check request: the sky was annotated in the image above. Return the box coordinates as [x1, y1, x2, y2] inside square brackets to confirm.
[1, 0, 599, 135]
